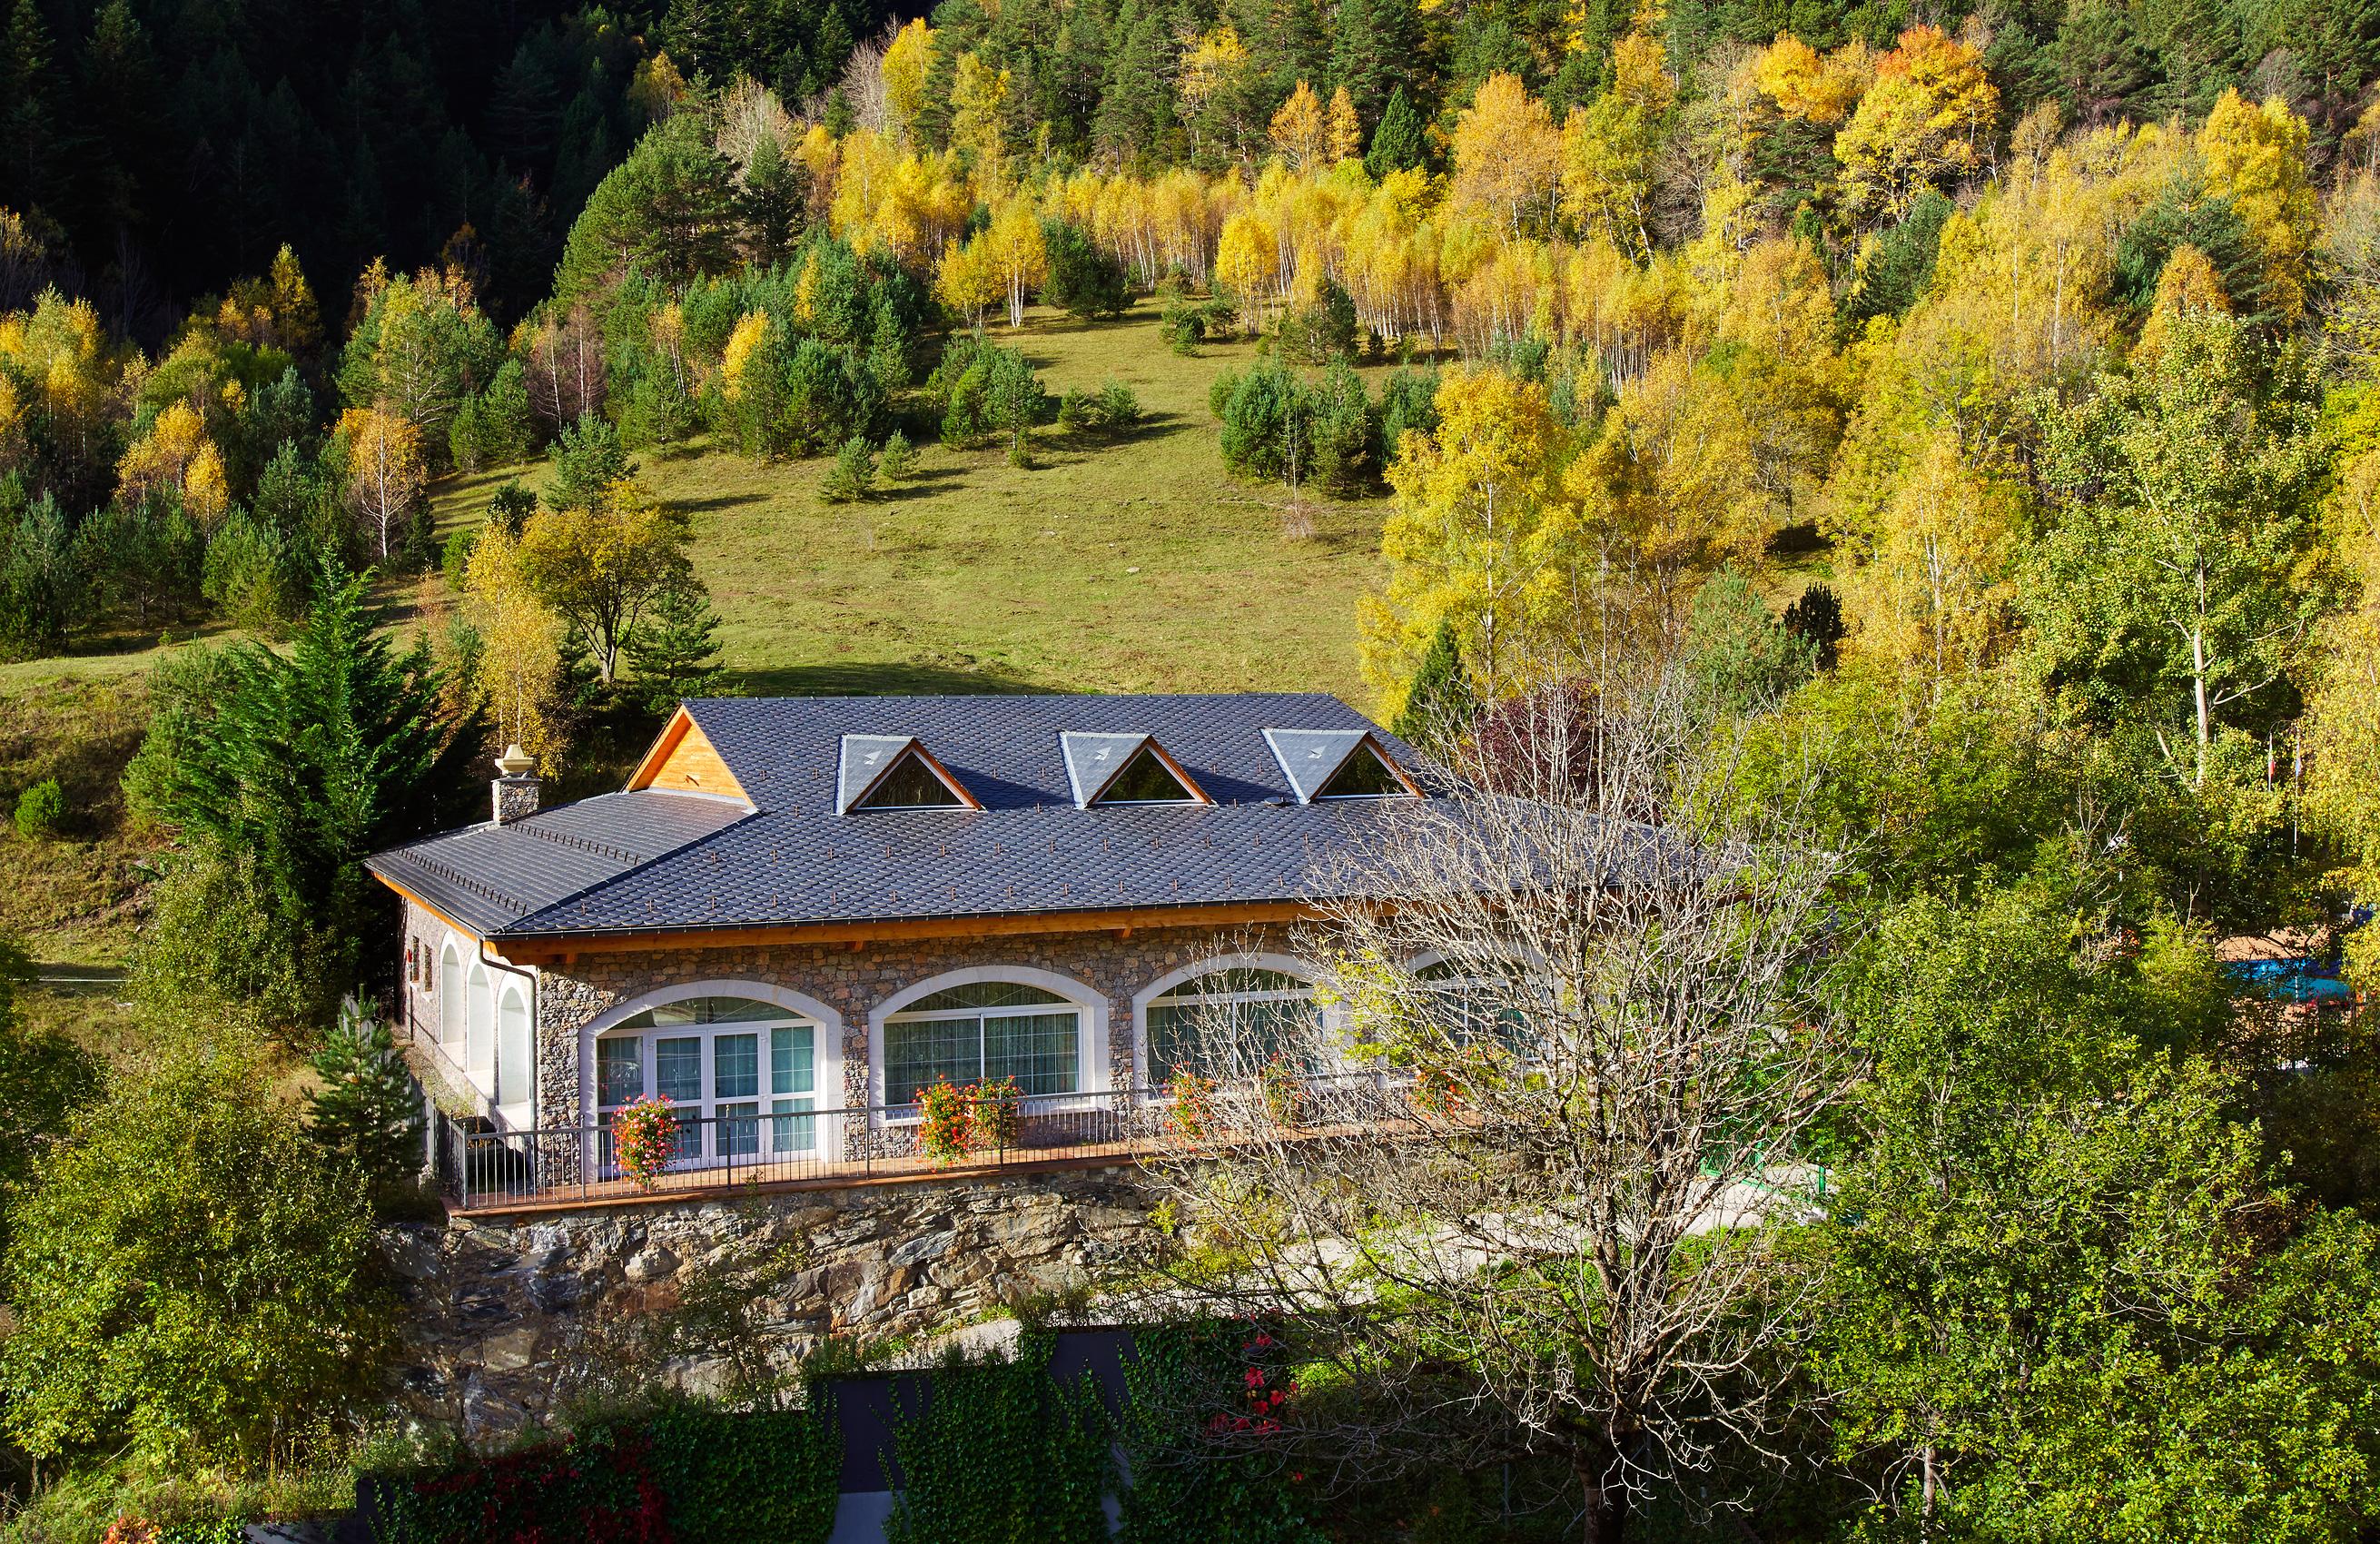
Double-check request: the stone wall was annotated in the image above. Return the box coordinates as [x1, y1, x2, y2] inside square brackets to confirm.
[383, 1163, 1160, 1439]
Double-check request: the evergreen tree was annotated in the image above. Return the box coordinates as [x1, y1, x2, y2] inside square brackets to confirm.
[737, 132, 808, 268]
[1331, 0, 1427, 127]
[0, 0, 58, 212]
[306, 996, 423, 1197]
[1040, 218, 1131, 320]
[1392, 618, 1475, 749]
[628, 576, 726, 708]
[545, 412, 637, 511]
[1093, 0, 1179, 163]
[1365, 85, 1426, 178]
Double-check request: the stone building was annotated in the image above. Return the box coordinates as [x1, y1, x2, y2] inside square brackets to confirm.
[366, 692, 1428, 1213]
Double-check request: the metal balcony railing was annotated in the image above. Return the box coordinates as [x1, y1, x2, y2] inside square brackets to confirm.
[435, 1073, 1413, 1213]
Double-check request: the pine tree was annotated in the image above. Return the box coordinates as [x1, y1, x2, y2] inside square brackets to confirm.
[0, 0, 58, 211]
[306, 996, 424, 1196]
[627, 576, 726, 708]
[1393, 618, 1476, 748]
[1366, 84, 1427, 178]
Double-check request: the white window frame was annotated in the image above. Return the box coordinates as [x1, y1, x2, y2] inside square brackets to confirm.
[438, 944, 463, 1053]
[466, 962, 494, 1092]
[495, 984, 533, 1125]
[871, 965, 1108, 1114]
[583, 982, 844, 1168]
[1132, 953, 1330, 1091]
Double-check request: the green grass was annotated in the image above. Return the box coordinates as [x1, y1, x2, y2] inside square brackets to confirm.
[435, 298, 1397, 702]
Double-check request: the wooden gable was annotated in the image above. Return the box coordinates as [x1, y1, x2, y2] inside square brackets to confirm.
[626, 707, 751, 803]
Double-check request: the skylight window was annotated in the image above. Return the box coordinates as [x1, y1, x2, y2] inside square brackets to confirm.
[1101, 746, 1199, 803]
[856, 752, 968, 808]
[1317, 741, 1407, 799]
[1262, 727, 1419, 803]
[1060, 731, 1208, 807]
[838, 734, 978, 813]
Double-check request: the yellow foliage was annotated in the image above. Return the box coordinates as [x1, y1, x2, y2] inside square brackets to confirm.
[335, 405, 426, 559]
[1834, 24, 1997, 222]
[464, 527, 569, 772]
[1327, 87, 1364, 164]
[1837, 427, 2016, 678]
[116, 401, 216, 519]
[952, 53, 1013, 181]
[720, 312, 772, 401]
[1270, 82, 1330, 171]
[1749, 33, 1870, 124]
[2201, 89, 2316, 322]
[1453, 73, 1564, 238]
[882, 19, 936, 140]
[1216, 212, 1280, 303]
[1180, 27, 1249, 114]
[1366, 365, 1572, 701]
[2133, 243, 2231, 362]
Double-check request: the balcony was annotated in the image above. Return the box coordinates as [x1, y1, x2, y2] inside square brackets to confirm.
[436, 1074, 1411, 1216]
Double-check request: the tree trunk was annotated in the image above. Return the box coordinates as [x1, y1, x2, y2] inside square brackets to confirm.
[1575, 1442, 1628, 1544]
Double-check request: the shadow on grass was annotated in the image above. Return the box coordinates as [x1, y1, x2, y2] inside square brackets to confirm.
[725, 658, 1052, 697]
[674, 491, 773, 513]
[1062, 411, 1186, 450]
[874, 466, 971, 501]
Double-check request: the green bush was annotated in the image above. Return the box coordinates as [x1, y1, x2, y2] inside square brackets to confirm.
[0, 1042, 394, 1470]
[368, 1400, 840, 1544]
[14, 776, 65, 839]
[1040, 217, 1131, 322]
[819, 436, 877, 503]
[439, 526, 478, 592]
[306, 996, 424, 1198]
[879, 430, 919, 482]
[1057, 379, 1142, 437]
[1272, 276, 1360, 365]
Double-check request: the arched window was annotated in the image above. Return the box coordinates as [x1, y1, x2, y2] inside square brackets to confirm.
[884, 983, 1080, 1103]
[496, 985, 532, 1114]
[466, 963, 493, 1087]
[1143, 969, 1320, 1086]
[1417, 957, 1530, 1048]
[595, 996, 821, 1162]
[438, 945, 463, 1051]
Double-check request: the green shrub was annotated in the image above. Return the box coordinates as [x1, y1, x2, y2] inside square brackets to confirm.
[879, 430, 919, 482]
[1058, 379, 1142, 437]
[1272, 275, 1360, 365]
[1039, 217, 1131, 322]
[15, 776, 66, 839]
[0, 1042, 393, 1470]
[367, 1400, 840, 1544]
[439, 526, 478, 592]
[306, 996, 424, 1199]
[819, 436, 877, 503]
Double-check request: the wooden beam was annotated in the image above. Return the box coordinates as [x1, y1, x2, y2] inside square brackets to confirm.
[495, 899, 1318, 966]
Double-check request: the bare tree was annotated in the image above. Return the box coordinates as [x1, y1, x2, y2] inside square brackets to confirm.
[1131, 668, 1852, 1544]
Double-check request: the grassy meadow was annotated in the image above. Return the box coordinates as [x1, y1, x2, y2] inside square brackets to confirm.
[0, 301, 1398, 971]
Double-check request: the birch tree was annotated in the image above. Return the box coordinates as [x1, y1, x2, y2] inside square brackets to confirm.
[1133, 670, 1852, 1544]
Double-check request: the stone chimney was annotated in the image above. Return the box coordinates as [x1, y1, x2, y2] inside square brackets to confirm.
[492, 744, 539, 825]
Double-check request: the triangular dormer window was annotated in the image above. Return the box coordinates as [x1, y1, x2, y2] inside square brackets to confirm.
[1061, 732, 1208, 807]
[1262, 727, 1419, 803]
[1316, 740, 1408, 799]
[839, 735, 979, 813]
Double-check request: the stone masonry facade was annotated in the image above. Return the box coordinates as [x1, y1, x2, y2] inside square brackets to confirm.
[391, 896, 1304, 1130]
[383, 1163, 1160, 1438]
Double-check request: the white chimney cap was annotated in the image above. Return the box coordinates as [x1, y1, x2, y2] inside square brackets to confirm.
[494, 744, 536, 777]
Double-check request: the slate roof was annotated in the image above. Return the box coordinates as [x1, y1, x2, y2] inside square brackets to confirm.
[369, 693, 1433, 942]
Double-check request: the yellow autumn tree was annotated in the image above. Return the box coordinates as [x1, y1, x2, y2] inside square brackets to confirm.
[1839, 427, 2017, 679]
[936, 234, 1002, 327]
[978, 199, 1050, 328]
[1215, 211, 1280, 319]
[1749, 33, 1870, 124]
[1270, 81, 1330, 171]
[719, 312, 772, 402]
[1365, 365, 1572, 705]
[1561, 30, 1676, 258]
[1452, 73, 1565, 239]
[335, 405, 426, 559]
[882, 19, 935, 141]
[116, 401, 230, 525]
[1327, 86, 1363, 163]
[952, 53, 1013, 183]
[2134, 242, 2231, 361]
[2201, 89, 2316, 322]
[464, 526, 569, 772]
[1834, 25, 1997, 223]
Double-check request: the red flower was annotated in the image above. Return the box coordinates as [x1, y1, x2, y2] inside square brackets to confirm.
[1243, 1367, 1265, 1389]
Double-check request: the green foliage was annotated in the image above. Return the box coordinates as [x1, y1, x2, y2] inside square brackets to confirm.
[1782, 582, 1845, 671]
[200, 511, 310, 634]
[545, 412, 638, 512]
[1816, 883, 2380, 1541]
[449, 361, 537, 472]
[13, 774, 64, 838]
[1040, 218, 1131, 321]
[123, 564, 459, 1030]
[1309, 362, 1376, 494]
[1365, 85, 1427, 179]
[305, 995, 422, 1197]
[1391, 619, 1475, 749]
[818, 435, 877, 503]
[0, 1041, 392, 1470]
[878, 430, 920, 482]
[1115, 1323, 1327, 1544]
[486, 479, 536, 539]
[884, 1339, 1117, 1544]
[1375, 365, 1441, 458]
[1215, 362, 1317, 489]
[1843, 191, 1953, 325]
[0, 930, 98, 1255]
[1682, 565, 1819, 715]
[1272, 277, 1361, 366]
[627, 578, 727, 708]
[368, 1397, 838, 1544]
[1160, 295, 1230, 356]
[440, 525, 478, 593]
[1057, 379, 1143, 437]
[0, 487, 78, 657]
